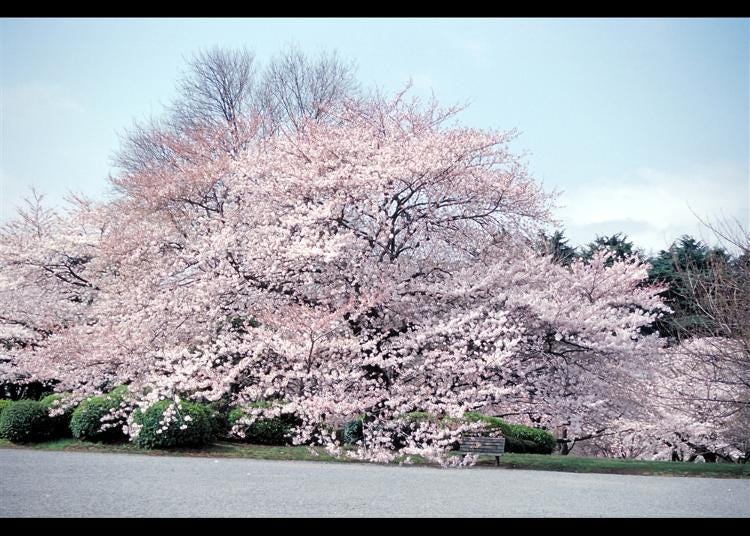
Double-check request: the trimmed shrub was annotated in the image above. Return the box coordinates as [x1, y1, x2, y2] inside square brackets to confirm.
[247, 418, 294, 445]
[207, 398, 232, 437]
[503, 435, 545, 454]
[462, 412, 504, 429]
[40, 394, 74, 439]
[70, 387, 129, 442]
[228, 405, 301, 446]
[227, 406, 246, 429]
[0, 399, 12, 419]
[107, 384, 129, 402]
[341, 417, 364, 445]
[0, 399, 52, 442]
[504, 423, 557, 453]
[134, 399, 214, 449]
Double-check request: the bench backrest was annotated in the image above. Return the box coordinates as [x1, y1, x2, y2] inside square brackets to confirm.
[458, 436, 506, 455]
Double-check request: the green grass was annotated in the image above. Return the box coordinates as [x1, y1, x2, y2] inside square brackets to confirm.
[1, 438, 748, 478]
[471, 452, 750, 478]
[0, 437, 341, 462]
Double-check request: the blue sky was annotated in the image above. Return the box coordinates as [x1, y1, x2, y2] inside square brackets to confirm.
[1, 18, 748, 253]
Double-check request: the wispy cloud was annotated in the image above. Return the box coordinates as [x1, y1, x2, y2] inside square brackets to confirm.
[1, 82, 85, 117]
[556, 164, 749, 253]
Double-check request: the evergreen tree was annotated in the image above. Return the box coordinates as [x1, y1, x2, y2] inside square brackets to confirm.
[582, 233, 641, 265]
[647, 235, 729, 338]
[538, 230, 578, 266]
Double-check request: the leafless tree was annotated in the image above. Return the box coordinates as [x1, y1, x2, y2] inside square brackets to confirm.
[113, 45, 359, 176]
[675, 216, 749, 344]
[170, 46, 259, 153]
[257, 45, 359, 134]
[114, 47, 259, 175]
[112, 116, 175, 175]
[667, 217, 750, 460]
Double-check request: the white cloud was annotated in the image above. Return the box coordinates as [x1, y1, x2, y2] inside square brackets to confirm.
[555, 164, 749, 254]
[1, 82, 85, 117]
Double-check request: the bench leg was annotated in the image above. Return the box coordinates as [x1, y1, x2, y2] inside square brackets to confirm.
[495, 455, 500, 466]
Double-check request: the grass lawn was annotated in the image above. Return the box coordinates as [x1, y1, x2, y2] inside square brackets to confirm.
[2, 437, 748, 478]
[475, 452, 750, 478]
[0, 437, 341, 462]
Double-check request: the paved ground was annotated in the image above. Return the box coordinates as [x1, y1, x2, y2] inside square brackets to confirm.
[1, 449, 748, 517]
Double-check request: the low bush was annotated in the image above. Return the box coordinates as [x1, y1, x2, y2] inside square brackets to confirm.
[0, 399, 52, 442]
[505, 436, 545, 453]
[70, 386, 129, 442]
[228, 405, 301, 446]
[40, 394, 74, 439]
[207, 398, 232, 437]
[0, 399, 12, 419]
[247, 418, 295, 445]
[341, 417, 364, 445]
[107, 384, 129, 402]
[133, 399, 214, 449]
[504, 423, 557, 453]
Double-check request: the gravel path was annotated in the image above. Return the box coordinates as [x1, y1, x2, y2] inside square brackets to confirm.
[1, 449, 748, 517]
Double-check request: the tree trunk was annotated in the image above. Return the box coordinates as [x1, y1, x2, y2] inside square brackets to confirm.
[558, 427, 570, 455]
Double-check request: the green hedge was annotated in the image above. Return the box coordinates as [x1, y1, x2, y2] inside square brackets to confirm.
[207, 398, 232, 437]
[0, 400, 52, 442]
[133, 399, 214, 449]
[228, 405, 301, 446]
[107, 385, 129, 401]
[341, 417, 364, 445]
[503, 435, 547, 454]
[40, 394, 74, 439]
[504, 424, 557, 453]
[70, 386, 129, 442]
[0, 399, 11, 419]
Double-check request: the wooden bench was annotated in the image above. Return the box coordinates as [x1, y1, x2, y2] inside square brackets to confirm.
[459, 436, 506, 465]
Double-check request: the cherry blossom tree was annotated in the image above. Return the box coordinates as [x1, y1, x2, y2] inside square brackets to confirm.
[1, 85, 674, 465]
[0, 190, 106, 386]
[572, 220, 749, 463]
